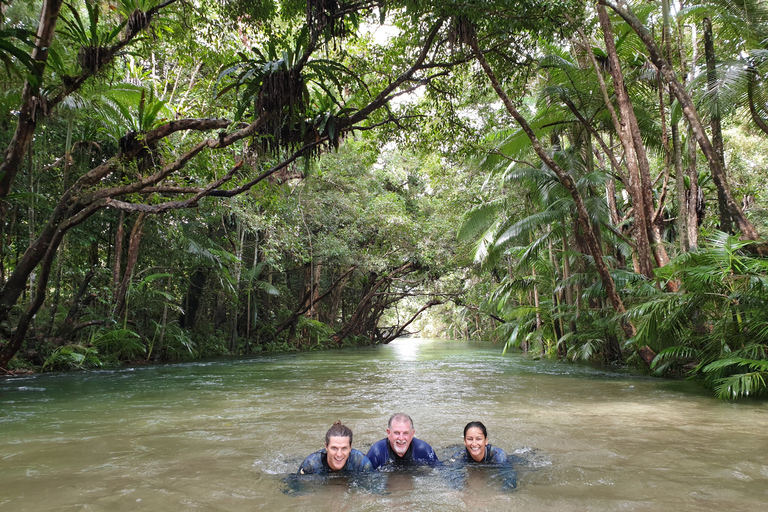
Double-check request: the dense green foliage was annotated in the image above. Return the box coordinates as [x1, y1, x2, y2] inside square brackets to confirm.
[2, 0, 768, 400]
[631, 233, 768, 399]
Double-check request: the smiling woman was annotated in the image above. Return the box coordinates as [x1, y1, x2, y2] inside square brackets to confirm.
[454, 421, 508, 464]
[449, 421, 517, 489]
[298, 421, 372, 474]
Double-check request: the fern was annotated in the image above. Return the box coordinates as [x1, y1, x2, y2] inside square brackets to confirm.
[712, 372, 768, 399]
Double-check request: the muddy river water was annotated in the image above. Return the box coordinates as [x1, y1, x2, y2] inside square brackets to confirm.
[2, 338, 767, 511]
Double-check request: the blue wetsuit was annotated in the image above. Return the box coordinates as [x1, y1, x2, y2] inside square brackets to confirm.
[449, 444, 516, 489]
[365, 438, 438, 469]
[450, 444, 508, 464]
[298, 448, 372, 474]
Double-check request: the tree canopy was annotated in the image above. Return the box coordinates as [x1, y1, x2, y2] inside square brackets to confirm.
[2, 0, 768, 399]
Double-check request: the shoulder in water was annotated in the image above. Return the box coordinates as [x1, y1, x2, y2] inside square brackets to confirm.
[297, 421, 373, 475]
[366, 413, 439, 470]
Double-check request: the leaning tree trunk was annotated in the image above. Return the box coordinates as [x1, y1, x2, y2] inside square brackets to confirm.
[332, 262, 417, 343]
[55, 268, 96, 340]
[0, 217, 67, 369]
[274, 265, 358, 338]
[321, 267, 350, 328]
[0, 0, 64, 200]
[597, 5, 665, 276]
[748, 68, 768, 135]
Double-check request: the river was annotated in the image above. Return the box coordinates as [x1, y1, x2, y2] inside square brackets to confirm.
[1, 338, 767, 511]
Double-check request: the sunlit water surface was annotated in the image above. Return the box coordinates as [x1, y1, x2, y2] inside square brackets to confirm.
[2, 338, 767, 511]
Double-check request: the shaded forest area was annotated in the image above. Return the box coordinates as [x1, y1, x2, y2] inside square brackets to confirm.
[2, 0, 768, 399]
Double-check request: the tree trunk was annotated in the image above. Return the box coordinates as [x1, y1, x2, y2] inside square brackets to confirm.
[0, 0, 65, 199]
[321, 268, 349, 328]
[532, 264, 542, 333]
[229, 221, 245, 353]
[748, 68, 768, 136]
[673, 121, 688, 251]
[112, 213, 147, 320]
[153, 275, 171, 362]
[687, 127, 700, 248]
[602, 0, 760, 242]
[112, 211, 125, 300]
[56, 268, 96, 340]
[0, 219, 67, 369]
[663, 0, 688, 254]
[245, 230, 259, 353]
[562, 228, 576, 356]
[181, 268, 207, 328]
[703, 16, 732, 233]
[27, 146, 36, 300]
[597, 5, 659, 277]
[302, 262, 322, 321]
[45, 243, 66, 337]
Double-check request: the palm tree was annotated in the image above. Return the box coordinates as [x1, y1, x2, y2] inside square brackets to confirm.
[460, 123, 633, 361]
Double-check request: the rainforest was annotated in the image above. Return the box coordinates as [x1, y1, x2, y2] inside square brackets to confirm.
[2, 0, 768, 401]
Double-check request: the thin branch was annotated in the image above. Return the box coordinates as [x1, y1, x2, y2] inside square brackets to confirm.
[344, 19, 445, 126]
[103, 160, 244, 213]
[488, 150, 538, 169]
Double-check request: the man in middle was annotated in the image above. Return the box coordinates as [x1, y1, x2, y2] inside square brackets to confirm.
[366, 413, 438, 469]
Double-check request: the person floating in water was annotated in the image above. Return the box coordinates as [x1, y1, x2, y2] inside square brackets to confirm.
[366, 413, 438, 469]
[298, 420, 373, 474]
[452, 421, 508, 464]
[449, 421, 516, 489]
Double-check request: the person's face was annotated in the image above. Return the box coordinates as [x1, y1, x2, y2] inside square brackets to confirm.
[464, 426, 489, 462]
[386, 419, 415, 457]
[325, 435, 352, 471]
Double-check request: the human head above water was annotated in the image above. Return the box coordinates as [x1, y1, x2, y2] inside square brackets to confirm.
[325, 420, 353, 445]
[325, 420, 353, 471]
[387, 413, 415, 457]
[463, 421, 487, 438]
[463, 421, 489, 462]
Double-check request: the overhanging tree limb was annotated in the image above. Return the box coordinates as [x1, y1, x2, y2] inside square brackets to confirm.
[0, 0, 180, 200]
[0, 15, 451, 367]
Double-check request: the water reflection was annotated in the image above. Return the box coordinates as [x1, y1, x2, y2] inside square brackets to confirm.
[389, 337, 423, 361]
[1, 338, 767, 511]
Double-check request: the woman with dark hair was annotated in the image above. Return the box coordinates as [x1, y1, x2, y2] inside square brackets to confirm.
[298, 421, 373, 474]
[449, 421, 516, 489]
[452, 421, 509, 464]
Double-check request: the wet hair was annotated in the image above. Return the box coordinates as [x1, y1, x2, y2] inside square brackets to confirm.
[388, 413, 414, 430]
[325, 420, 353, 445]
[463, 421, 488, 438]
